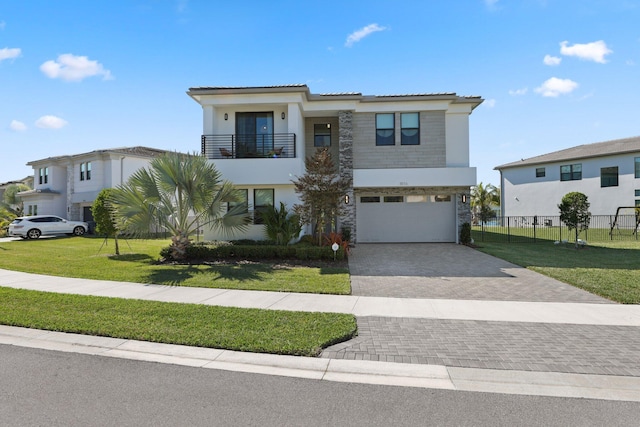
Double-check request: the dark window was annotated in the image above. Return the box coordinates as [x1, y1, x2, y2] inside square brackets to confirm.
[39, 167, 49, 184]
[80, 163, 85, 181]
[435, 195, 451, 202]
[560, 164, 581, 181]
[228, 189, 248, 214]
[601, 167, 619, 187]
[636, 190, 640, 197]
[86, 162, 91, 180]
[253, 189, 274, 224]
[314, 123, 331, 147]
[536, 167, 545, 178]
[383, 196, 403, 203]
[236, 112, 274, 157]
[360, 196, 380, 203]
[635, 157, 640, 178]
[400, 113, 419, 145]
[376, 113, 395, 146]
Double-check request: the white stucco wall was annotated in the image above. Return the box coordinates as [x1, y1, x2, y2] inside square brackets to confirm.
[501, 153, 640, 216]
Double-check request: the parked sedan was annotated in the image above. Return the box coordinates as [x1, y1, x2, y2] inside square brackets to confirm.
[8, 215, 89, 239]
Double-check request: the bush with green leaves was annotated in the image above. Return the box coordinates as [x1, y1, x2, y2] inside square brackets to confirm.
[262, 202, 302, 245]
[558, 192, 591, 248]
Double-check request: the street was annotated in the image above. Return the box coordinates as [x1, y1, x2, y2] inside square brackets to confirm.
[1, 344, 638, 426]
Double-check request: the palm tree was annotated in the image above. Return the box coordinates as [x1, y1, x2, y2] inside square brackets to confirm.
[109, 152, 249, 259]
[471, 182, 500, 225]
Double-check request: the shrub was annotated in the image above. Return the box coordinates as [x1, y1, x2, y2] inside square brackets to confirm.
[460, 222, 471, 245]
[162, 242, 344, 262]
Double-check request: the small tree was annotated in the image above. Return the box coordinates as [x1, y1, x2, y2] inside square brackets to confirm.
[262, 202, 302, 246]
[3, 183, 30, 215]
[92, 188, 120, 255]
[558, 192, 591, 248]
[470, 182, 499, 224]
[292, 148, 350, 246]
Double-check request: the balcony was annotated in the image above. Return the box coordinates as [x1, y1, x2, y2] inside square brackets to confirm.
[201, 134, 296, 159]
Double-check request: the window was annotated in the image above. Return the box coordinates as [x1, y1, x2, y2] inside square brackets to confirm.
[376, 113, 395, 146]
[87, 162, 91, 180]
[360, 196, 380, 203]
[434, 195, 451, 202]
[635, 157, 640, 178]
[39, 167, 48, 185]
[560, 163, 581, 181]
[601, 166, 619, 187]
[406, 195, 427, 203]
[314, 123, 331, 147]
[400, 113, 419, 145]
[253, 189, 273, 224]
[80, 162, 92, 181]
[80, 163, 85, 181]
[383, 196, 403, 203]
[636, 190, 640, 197]
[536, 167, 545, 178]
[28, 205, 32, 215]
[228, 189, 248, 214]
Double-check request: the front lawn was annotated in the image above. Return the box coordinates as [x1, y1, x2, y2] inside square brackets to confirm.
[0, 287, 357, 356]
[474, 240, 640, 304]
[0, 237, 350, 295]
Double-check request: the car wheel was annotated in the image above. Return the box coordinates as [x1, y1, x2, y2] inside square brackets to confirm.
[73, 226, 86, 236]
[27, 229, 41, 239]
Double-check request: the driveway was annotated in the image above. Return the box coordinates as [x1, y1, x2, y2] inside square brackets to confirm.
[348, 243, 611, 303]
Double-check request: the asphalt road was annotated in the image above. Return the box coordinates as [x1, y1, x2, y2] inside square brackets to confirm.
[1, 345, 639, 426]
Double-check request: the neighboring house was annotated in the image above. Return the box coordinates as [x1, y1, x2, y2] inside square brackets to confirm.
[18, 147, 168, 222]
[187, 84, 482, 243]
[495, 136, 640, 217]
[0, 176, 34, 211]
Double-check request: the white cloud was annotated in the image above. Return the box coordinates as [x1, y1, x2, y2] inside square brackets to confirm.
[35, 115, 68, 129]
[9, 120, 27, 131]
[534, 77, 578, 97]
[559, 40, 612, 63]
[40, 53, 113, 82]
[345, 24, 387, 47]
[508, 88, 528, 96]
[0, 47, 21, 62]
[543, 54, 561, 66]
[484, 99, 496, 108]
[484, 0, 500, 9]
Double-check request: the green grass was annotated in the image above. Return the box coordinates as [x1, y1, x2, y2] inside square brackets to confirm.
[0, 287, 357, 356]
[474, 240, 640, 304]
[0, 237, 350, 294]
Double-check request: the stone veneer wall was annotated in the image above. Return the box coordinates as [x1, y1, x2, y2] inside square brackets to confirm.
[338, 111, 356, 243]
[352, 111, 446, 169]
[66, 164, 81, 220]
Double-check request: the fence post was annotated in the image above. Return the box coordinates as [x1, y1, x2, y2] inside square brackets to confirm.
[507, 217, 511, 243]
[533, 215, 537, 243]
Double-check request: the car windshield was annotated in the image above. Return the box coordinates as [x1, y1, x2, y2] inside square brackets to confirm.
[11, 219, 23, 224]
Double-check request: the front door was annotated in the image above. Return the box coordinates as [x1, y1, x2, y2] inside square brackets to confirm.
[236, 112, 273, 157]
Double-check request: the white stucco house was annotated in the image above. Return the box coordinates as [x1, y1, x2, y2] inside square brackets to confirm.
[187, 84, 482, 243]
[495, 136, 640, 217]
[19, 147, 168, 223]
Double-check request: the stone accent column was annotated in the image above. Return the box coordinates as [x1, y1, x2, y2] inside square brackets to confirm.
[338, 111, 356, 243]
[457, 189, 472, 243]
[66, 164, 74, 219]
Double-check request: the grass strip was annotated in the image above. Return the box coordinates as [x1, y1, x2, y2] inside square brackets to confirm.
[0, 287, 357, 356]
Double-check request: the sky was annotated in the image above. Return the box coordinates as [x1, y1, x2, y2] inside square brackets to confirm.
[1, 0, 639, 186]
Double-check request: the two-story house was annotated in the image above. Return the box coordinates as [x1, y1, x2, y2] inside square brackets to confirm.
[187, 85, 482, 243]
[18, 146, 168, 223]
[495, 136, 640, 217]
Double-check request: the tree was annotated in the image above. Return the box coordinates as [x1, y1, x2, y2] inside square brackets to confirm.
[470, 182, 500, 224]
[3, 183, 30, 215]
[91, 188, 120, 255]
[558, 192, 591, 248]
[109, 152, 250, 259]
[291, 148, 350, 246]
[262, 202, 302, 246]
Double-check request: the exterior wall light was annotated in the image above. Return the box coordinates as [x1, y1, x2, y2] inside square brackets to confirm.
[224, 113, 228, 120]
[462, 194, 467, 203]
[344, 194, 350, 204]
[281, 112, 286, 120]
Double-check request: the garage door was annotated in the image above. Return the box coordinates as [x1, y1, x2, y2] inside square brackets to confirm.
[356, 194, 456, 243]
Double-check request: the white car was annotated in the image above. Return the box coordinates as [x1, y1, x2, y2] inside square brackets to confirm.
[8, 215, 89, 239]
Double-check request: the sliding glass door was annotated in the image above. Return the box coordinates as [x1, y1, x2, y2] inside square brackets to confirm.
[236, 112, 273, 157]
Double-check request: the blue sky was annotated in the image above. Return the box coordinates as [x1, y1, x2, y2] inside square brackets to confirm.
[1, 0, 639, 186]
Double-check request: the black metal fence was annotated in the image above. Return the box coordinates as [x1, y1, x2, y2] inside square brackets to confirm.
[472, 215, 640, 243]
[201, 133, 297, 159]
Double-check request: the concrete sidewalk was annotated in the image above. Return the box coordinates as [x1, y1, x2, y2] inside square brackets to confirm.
[1, 267, 640, 401]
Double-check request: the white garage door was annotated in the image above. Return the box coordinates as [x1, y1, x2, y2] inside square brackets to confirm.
[356, 194, 456, 243]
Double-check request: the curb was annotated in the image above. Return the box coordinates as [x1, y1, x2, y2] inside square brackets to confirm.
[2, 325, 639, 402]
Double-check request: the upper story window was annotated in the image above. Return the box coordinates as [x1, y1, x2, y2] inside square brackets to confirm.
[536, 167, 545, 178]
[80, 162, 92, 181]
[39, 167, 49, 185]
[376, 113, 395, 146]
[400, 113, 419, 145]
[314, 124, 331, 147]
[635, 157, 640, 178]
[560, 163, 581, 181]
[601, 166, 618, 187]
